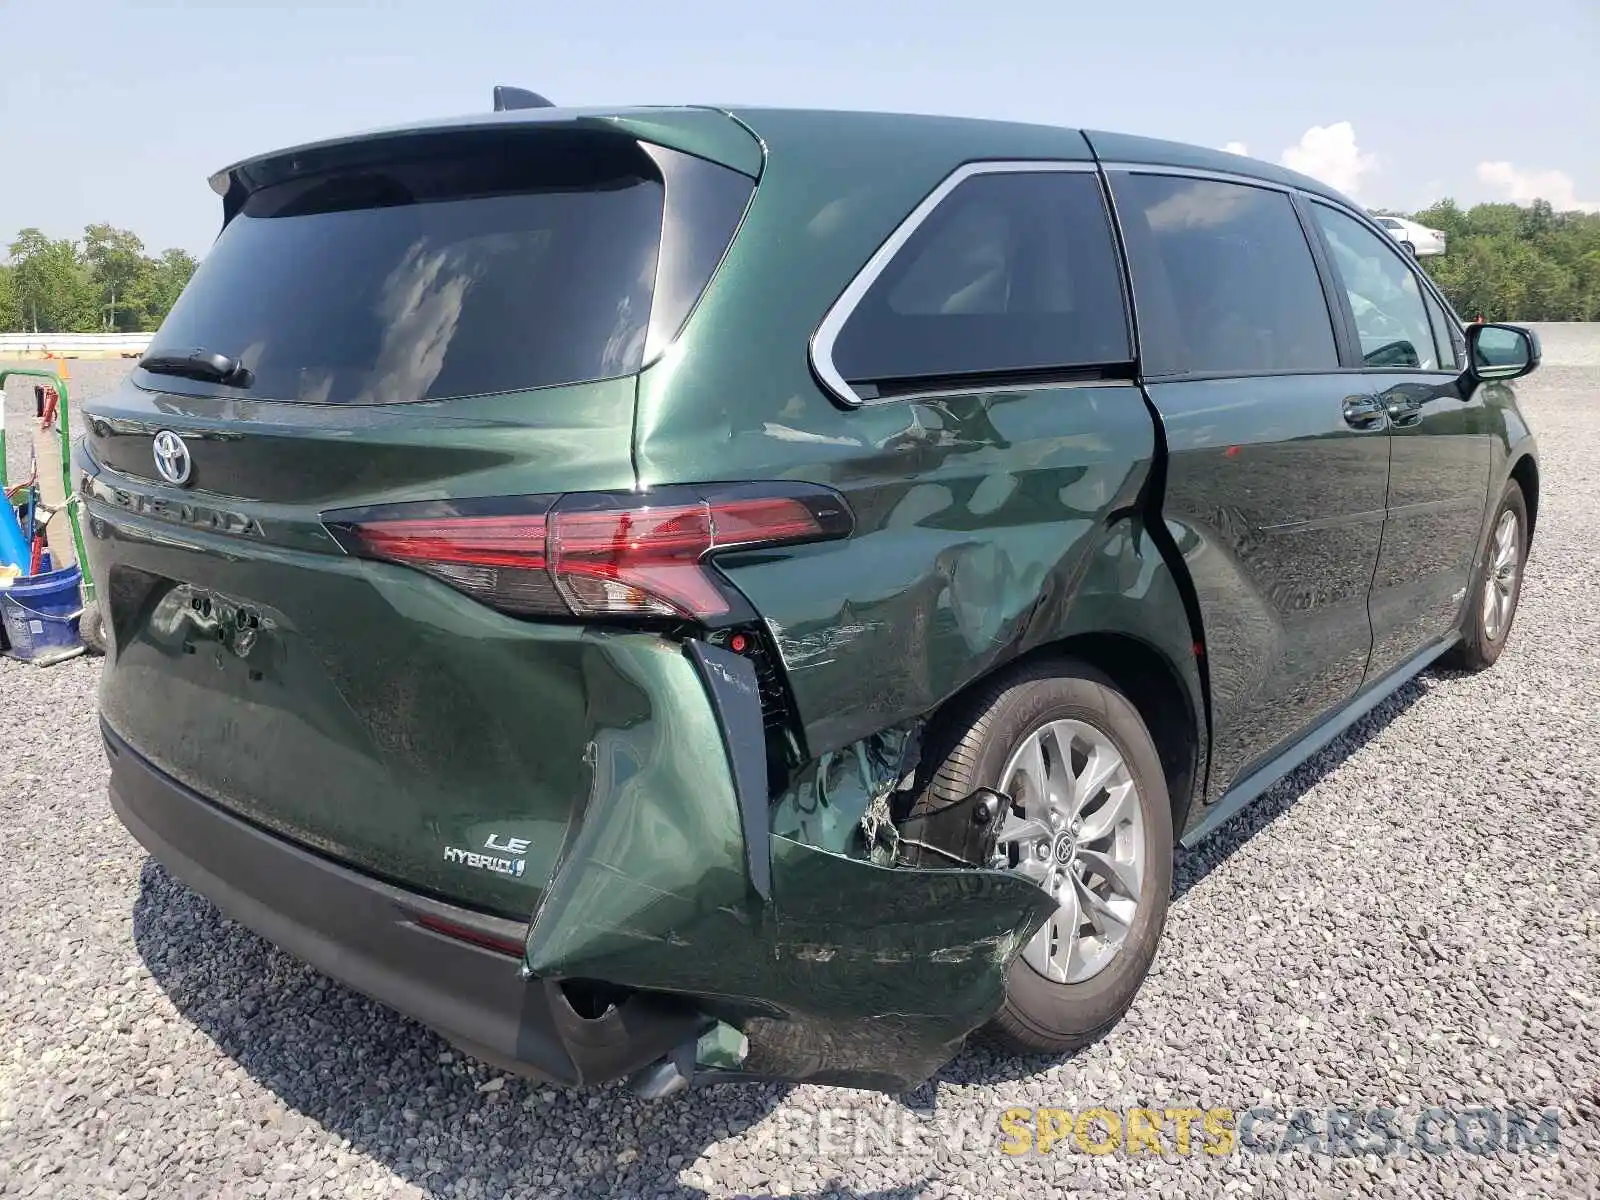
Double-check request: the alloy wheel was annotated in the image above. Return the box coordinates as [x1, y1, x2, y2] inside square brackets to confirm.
[1482, 508, 1521, 642]
[993, 719, 1145, 985]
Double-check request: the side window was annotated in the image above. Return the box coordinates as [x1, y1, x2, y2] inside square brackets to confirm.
[1310, 203, 1441, 371]
[1423, 287, 1463, 370]
[829, 170, 1131, 389]
[1108, 174, 1339, 376]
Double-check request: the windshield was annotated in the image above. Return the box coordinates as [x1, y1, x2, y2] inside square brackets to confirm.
[147, 132, 743, 405]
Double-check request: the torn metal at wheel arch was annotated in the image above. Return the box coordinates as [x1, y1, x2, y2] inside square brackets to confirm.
[522, 635, 1056, 1092]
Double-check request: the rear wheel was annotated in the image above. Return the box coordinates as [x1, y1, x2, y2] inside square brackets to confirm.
[1401, 239, 1417, 255]
[1446, 480, 1528, 672]
[913, 662, 1173, 1054]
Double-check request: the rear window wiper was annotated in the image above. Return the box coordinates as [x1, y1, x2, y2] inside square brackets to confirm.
[138, 347, 254, 388]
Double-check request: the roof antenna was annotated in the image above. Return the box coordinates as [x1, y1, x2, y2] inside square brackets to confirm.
[493, 86, 556, 111]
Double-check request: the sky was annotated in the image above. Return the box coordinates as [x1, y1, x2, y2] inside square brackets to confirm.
[3, 0, 1596, 258]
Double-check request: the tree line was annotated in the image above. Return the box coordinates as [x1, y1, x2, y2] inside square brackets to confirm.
[0, 225, 198, 334]
[1408, 199, 1600, 322]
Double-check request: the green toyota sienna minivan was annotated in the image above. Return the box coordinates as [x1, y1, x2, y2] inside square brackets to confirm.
[81, 100, 1541, 1096]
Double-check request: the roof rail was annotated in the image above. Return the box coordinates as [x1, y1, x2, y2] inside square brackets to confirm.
[493, 85, 556, 111]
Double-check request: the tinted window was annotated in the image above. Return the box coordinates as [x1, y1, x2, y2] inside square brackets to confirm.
[643, 145, 753, 360]
[830, 171, 1131, 388]
[1110, 175, 1338, 375]
[149, 134, 750, 404]
[1311, 204, 1440, 370]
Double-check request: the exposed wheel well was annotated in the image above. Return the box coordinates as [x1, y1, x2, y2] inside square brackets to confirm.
[935, 634, 1202, 838]
[1510, 455, 1539, 542]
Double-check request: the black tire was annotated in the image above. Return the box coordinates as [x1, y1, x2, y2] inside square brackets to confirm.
[79, 603, 107, 656]
[911, 659, 1173, 1054]
[1445, 480, 1528, 672]
[1401, 239, 1417, 256]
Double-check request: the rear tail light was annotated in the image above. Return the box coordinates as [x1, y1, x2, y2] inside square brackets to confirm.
[325, 485, 851, 623]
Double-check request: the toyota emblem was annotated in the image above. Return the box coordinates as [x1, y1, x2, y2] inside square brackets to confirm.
[152, 430, 193, 486]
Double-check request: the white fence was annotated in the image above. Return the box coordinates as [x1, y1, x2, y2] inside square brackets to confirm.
[0, 332, 153, 358]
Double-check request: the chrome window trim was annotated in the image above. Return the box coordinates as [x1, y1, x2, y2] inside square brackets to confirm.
[1096, 161, 1297, 195]
[809, 159, 1101, 408]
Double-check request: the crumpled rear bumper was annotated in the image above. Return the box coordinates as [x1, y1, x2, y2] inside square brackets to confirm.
[106, 722, 702, 1087]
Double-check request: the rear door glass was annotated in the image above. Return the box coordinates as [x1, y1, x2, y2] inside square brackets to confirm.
[1310, 203, 1442, 371]
[830, 170, 1131, 388]
[148, 133, 750, 404]
[1109, 173, 1339, 376]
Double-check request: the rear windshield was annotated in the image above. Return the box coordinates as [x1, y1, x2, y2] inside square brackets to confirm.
[147, 131, 750, 404]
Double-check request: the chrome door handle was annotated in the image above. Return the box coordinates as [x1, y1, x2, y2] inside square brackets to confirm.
[1385, 396, 1425, 428]
[1342, 395, 1387, 430]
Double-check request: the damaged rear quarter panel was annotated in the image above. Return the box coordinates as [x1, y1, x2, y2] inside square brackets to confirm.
[711, 386, 1157, 754]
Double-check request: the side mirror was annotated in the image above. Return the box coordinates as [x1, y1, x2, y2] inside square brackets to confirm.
[1466, 322, 1540, 381]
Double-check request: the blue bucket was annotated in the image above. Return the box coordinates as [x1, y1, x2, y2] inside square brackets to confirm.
[0, 497, 28, 573]
[1, 563, 86, 664]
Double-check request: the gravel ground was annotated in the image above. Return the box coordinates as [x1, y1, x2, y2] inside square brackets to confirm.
[2, 330, 1598, 1198]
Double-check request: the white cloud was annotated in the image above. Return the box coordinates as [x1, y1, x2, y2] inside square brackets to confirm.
[1476, 161, 1600, 213]
[1280, 122, 1375, 196]
[1221, 141, 1250, 157]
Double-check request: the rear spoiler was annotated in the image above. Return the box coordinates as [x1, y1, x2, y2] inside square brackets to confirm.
[206, 105, 765, 228]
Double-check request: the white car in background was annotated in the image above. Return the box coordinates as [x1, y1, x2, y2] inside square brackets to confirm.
[1374, 215, 1448, 257]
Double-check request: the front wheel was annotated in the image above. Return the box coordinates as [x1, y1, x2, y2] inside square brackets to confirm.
[1446, 480, 1528, 672]
[912, 662, 1173, 1054]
